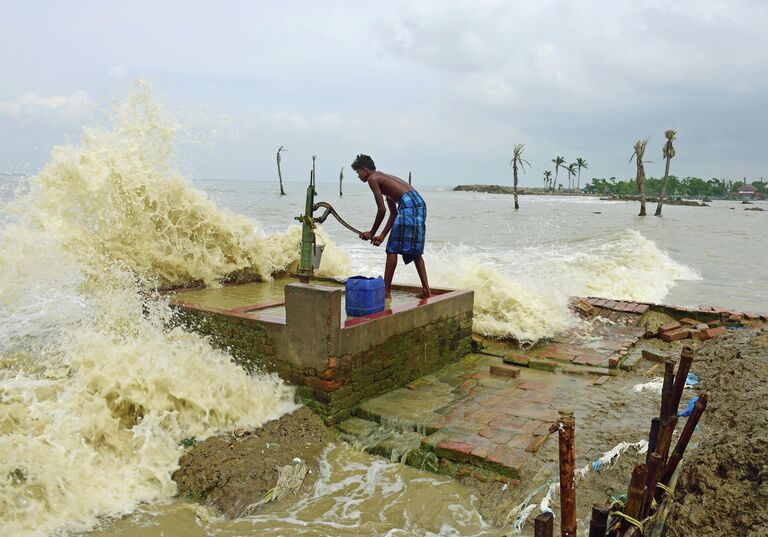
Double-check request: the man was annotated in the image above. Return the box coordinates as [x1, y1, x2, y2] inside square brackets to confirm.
[351, 154, 431, 299]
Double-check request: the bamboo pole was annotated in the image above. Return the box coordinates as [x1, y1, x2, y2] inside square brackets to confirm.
[656, 416, 678, 466]
[621, 464, 647, 532]
[669, 346, 694, 417]
[646, 418, 661, 466]
[558, 410, 577, 537]
[535, 511, 554, 537]
[640, 453, 663, 519]
[656, 394, 708, 503]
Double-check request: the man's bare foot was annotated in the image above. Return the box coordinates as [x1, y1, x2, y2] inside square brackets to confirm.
[417, 290, 431, 299]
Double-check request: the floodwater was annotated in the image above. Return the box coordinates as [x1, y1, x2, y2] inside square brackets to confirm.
[1, 87, 765, 537]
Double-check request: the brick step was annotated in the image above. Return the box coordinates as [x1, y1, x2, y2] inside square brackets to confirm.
[354, 404, 441, 435]
[336, 417, 429, 468]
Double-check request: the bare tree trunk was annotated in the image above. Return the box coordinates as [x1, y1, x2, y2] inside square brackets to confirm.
[513, 162, 520, 210]
[276, 146, 286, 195]
[637, 164, 647, 216]
[339, 167, 343, 196]
[655, 155, 671, 216]
[408, 171, 412, 185]
[577, 169, 581, 192]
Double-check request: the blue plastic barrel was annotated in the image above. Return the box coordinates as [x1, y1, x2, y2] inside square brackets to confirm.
[345, 276, 385, 317]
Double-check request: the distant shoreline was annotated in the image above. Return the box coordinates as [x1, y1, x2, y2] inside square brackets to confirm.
[452, 184, 712, 206]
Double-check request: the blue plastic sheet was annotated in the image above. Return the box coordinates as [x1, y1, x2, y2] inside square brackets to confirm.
[678, 396, 699, 417]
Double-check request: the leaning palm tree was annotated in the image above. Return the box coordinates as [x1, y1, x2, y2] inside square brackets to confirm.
[543, 170, 552, 190]
[575, 157, 588, 192]
[510, 144, 531, 210]
[655, 130, 677, 216]
[630, 139, 650, 216]
[276, 146, 286, 195]
[339, 166, 344, 196]
[566, 163, 577, 192]
[552, 156, 566, 192]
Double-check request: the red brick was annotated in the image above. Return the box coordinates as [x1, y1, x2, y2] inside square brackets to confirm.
[633, 303, 650, 313]
[707, 319, 722, 327]
[660, 329, 690, 342]
[503, 353, 530, 367]
[317, 368, 337, 380]
[744, 312, 761, 320]
[698, 304, 715, 312]
[435, 439, 476, 463]
[608, 354, 620, 368]
[490, 365, 521, 378]
[659, 321, 682, 333]
[487, 445, 529, 478]
[704, 326, 727, 338]
[525, 434, 550, 453]
[605, 300, 618, 310]
[528, 358, 558, 372]
[303, 376, 342, 392]
[594, 299, 608, 307]
[518, 381, 548, 391]
[519, 390, 557, 404]
[573, 354, 605, 367]
[642, 349, 670, 362]
[679, 317, 700, 326]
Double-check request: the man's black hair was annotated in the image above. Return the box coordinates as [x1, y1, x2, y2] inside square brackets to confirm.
[351, 154, 376, 171]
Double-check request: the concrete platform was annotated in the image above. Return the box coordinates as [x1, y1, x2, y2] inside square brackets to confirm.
[170, 277, 475, 424]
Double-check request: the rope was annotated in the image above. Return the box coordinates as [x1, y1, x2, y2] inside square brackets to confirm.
[610, 510, 645, 532]
[656, 482, 673, 496]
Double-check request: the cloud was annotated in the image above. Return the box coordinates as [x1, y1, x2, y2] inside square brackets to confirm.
[108, 65, 128, 79]
[0, 91, 94, 119]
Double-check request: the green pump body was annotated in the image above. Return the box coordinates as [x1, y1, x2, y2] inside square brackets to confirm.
[297, 183, 316, 282]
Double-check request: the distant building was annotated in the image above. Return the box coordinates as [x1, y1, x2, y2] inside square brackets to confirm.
[731, 183, 763, 200]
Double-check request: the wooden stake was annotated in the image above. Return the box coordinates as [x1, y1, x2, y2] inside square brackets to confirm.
[535, 511, 554, 537]
[558, 410, 577, 537]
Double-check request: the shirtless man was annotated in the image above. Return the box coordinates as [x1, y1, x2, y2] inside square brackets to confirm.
[351, 154, 431, 299]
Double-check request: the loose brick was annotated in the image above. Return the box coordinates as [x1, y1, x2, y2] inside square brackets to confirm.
[704, 326, 727, 338]
[490, 365, 521, 378]
[502, 353, 530, 367]
[642, 349, 670, 363]
[633, 303, 650, 313]
[679, 317, 701, 326]
[525, 434, 550, 453]
[659, 321, 682, 333]
[660, 328, 689, 342]
[592, 375, 610, 386]
[707, 319, 722, 328]
[528, 358, 558, 372]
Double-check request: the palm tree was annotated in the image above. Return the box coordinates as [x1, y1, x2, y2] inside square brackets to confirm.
[543, 170, 552, 190]
[552, 156, 565, 192]
[630, 139, 649, 216]
[510, 144, 531, 210]
[311, 155, 317, 195]
[566, 163, 577, 192]
[655, 130, 677, 216]
[575, 157, 588, 192]
[276, 146, 286, 195]
[339, 166, 344, 196]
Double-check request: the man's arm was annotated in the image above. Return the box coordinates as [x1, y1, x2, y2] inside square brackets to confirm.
[372, 198, 398, 246]
[360, 177, 386, 240]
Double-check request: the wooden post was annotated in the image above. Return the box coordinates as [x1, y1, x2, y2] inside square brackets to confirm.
[408, 171, 412, 185]
[535, 511, 554, 537]
[558, 410, 577, 537]
[339, 166, 344, 196]
[588, 505, 610, 537]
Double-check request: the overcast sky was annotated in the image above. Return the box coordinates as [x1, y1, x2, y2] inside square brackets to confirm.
[1, 0, 767, 186]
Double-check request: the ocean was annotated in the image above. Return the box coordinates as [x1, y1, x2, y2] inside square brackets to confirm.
[1, 87, 765, 537]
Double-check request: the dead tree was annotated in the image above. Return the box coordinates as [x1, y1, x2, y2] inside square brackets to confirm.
[276, 146, 286, 195]
[631, 139, 649, 216]
[655, 130, 677, 216]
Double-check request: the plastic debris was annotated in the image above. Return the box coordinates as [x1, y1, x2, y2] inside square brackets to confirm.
[678, 396, 699, 417]
[685, 372, 699, 387]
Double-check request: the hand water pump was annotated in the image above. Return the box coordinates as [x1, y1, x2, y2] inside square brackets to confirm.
[295, 176, 364, 283]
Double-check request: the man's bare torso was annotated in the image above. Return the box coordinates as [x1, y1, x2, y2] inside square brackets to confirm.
[367, 171, 413, 202]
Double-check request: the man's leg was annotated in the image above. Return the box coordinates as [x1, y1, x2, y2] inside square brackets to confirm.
[384, 253, 398, 299]
[413, 255, 431, 298]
